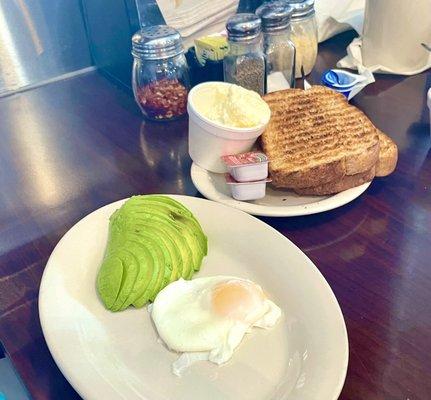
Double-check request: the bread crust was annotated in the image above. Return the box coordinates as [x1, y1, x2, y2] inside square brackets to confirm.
[262, 86, 380, 189]
[293, 167, 376, 196]
[375, 130, 398, 177]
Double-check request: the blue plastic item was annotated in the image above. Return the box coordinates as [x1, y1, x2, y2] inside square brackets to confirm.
[321, 69, 365, 89]
[321, 69, 368, 98]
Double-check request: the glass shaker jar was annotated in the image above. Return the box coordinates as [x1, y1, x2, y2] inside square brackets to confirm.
[224, 14, 266, 96]
[132, 25, 190, 121]
[256, 2, 296, 92]
[285, 0, 318, 78]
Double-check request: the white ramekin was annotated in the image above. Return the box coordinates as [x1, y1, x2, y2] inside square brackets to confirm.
[187, 82, 270, 173]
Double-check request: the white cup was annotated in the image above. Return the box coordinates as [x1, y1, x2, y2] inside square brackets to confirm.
[362, 0, 431, 73]
[187, 82, 269, 173]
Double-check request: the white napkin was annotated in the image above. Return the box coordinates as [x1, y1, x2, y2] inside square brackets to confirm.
[315, 0, 365, 43]
[345, 67, 374, 99]
[156, 0, 238, 48]
[337, 32, 431, 76]
[337, 0, 431, 75]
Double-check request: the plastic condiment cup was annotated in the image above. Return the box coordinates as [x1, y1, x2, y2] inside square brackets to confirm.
[187, 82, 270, 173]
[221, 152, 269, 182]
[225, 174, 272, 201]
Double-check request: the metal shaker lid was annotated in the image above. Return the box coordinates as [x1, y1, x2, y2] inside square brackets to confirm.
[226, 13, 262, 42]
[283, 0, 315, 20]
[256, 2, 293, 32]
[132, 25, 184, 60]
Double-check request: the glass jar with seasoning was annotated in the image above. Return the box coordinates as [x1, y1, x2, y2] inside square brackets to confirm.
[224, 14, 266, 96]
[256, 2, 296, 92]
[132, 25, 190, 121]
[284, 0, 317, 78]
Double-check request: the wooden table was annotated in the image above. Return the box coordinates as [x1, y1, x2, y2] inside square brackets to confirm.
[0, 31, 430, 400]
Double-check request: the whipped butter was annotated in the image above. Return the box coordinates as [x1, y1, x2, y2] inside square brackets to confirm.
[191, 83, 271, 128]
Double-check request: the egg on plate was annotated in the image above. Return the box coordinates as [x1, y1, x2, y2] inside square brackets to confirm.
[150, 276, 281, 375]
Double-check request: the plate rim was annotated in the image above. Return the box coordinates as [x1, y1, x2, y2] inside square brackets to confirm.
[191, 162, 371, 217]
[39, 195, 349, 400]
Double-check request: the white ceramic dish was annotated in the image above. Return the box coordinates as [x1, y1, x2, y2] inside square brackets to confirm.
[187, 82, 270, 173]
[39, 195, 348, 400]
[191, 162, 371, 217]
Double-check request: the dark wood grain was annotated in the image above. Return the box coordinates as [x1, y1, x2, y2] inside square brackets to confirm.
[0, 30, 430, 399]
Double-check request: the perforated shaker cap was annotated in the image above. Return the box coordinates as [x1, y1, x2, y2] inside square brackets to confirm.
[256, 2, 293, 32]
[132, 25, 184, 60]
[283, 0, 315, 20]
[226, 14, 262, 42]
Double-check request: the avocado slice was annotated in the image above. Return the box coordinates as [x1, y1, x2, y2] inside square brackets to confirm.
[96, 195, 207, 310]
[112, 229, 171, 302]
[122, 198, 207, 270]
[102, 214, 164, 309]
[105, 248, 139, 311]
[127, 196, 208, 257]
[96, 254, 124, 309]
[117, 242, 153, 311]
[112, 208, 181, 292]
[117, 210, 194, 279]
[129, 220, 183, 281]
[121, 205, 202, 276]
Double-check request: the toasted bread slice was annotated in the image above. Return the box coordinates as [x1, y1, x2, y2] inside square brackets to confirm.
[376, 130, 398, 177]
[294, 167, 376, 196]
[262, 86, 380, 189]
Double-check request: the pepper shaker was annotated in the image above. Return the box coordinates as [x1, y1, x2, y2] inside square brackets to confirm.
[223, 14, 266, 95]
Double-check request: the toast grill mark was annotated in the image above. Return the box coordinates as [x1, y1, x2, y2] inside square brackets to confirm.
[261, 86, 380, 189]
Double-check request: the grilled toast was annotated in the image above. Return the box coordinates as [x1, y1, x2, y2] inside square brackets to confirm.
[376, 130, 398, 177]
[262, 86, 380, 189]
[294, 132, 397, 195]
[294, 167, 376, 196]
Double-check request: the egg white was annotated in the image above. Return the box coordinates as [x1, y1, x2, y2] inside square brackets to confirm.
[150, 276, 281, 376]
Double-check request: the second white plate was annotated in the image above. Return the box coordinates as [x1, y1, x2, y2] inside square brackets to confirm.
[191, 163, 371, 217]
[39, 195, 348, 400]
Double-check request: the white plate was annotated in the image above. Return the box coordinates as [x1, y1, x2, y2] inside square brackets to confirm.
[39, 195, 348, 400]
[191, 162, 371, 217]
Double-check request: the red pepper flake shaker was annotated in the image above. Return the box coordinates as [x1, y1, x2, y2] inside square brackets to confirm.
[132, 25, 191, 121]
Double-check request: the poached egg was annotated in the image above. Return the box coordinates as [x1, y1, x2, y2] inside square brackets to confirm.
[150, 276, 281, 375]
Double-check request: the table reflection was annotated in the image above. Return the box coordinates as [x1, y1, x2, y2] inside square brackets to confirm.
[139, 118, 193, 194]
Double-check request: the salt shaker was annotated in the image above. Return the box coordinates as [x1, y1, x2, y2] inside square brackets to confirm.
[284, 0, 318, 78]
[256, 2, 296, 92]
[131, 25, 190, 121]
[224, 14, 266, 95]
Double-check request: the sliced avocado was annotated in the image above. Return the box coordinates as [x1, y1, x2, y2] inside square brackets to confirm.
[122, 205, 202, 276]
[96, 195, 207, 310]
[130, 220, 182, 281]
[107, 213, 164, 308]
[109, 248, 140, 311]
[96, 255, 124, 309]
[129, 238, 163, 307]
[112, 230, 170, 302]
[117, 211, 193, 279]
[126, 196, 208, 257]
[118, 243, 153, 311]
[126, 230, 172, 288]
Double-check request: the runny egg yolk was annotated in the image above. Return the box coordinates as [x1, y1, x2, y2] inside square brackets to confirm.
[211, 280, 265, 322]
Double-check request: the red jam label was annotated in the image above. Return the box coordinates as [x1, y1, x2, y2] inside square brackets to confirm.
[221, 152, 268, 167]
[225, 174, 272, 184]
